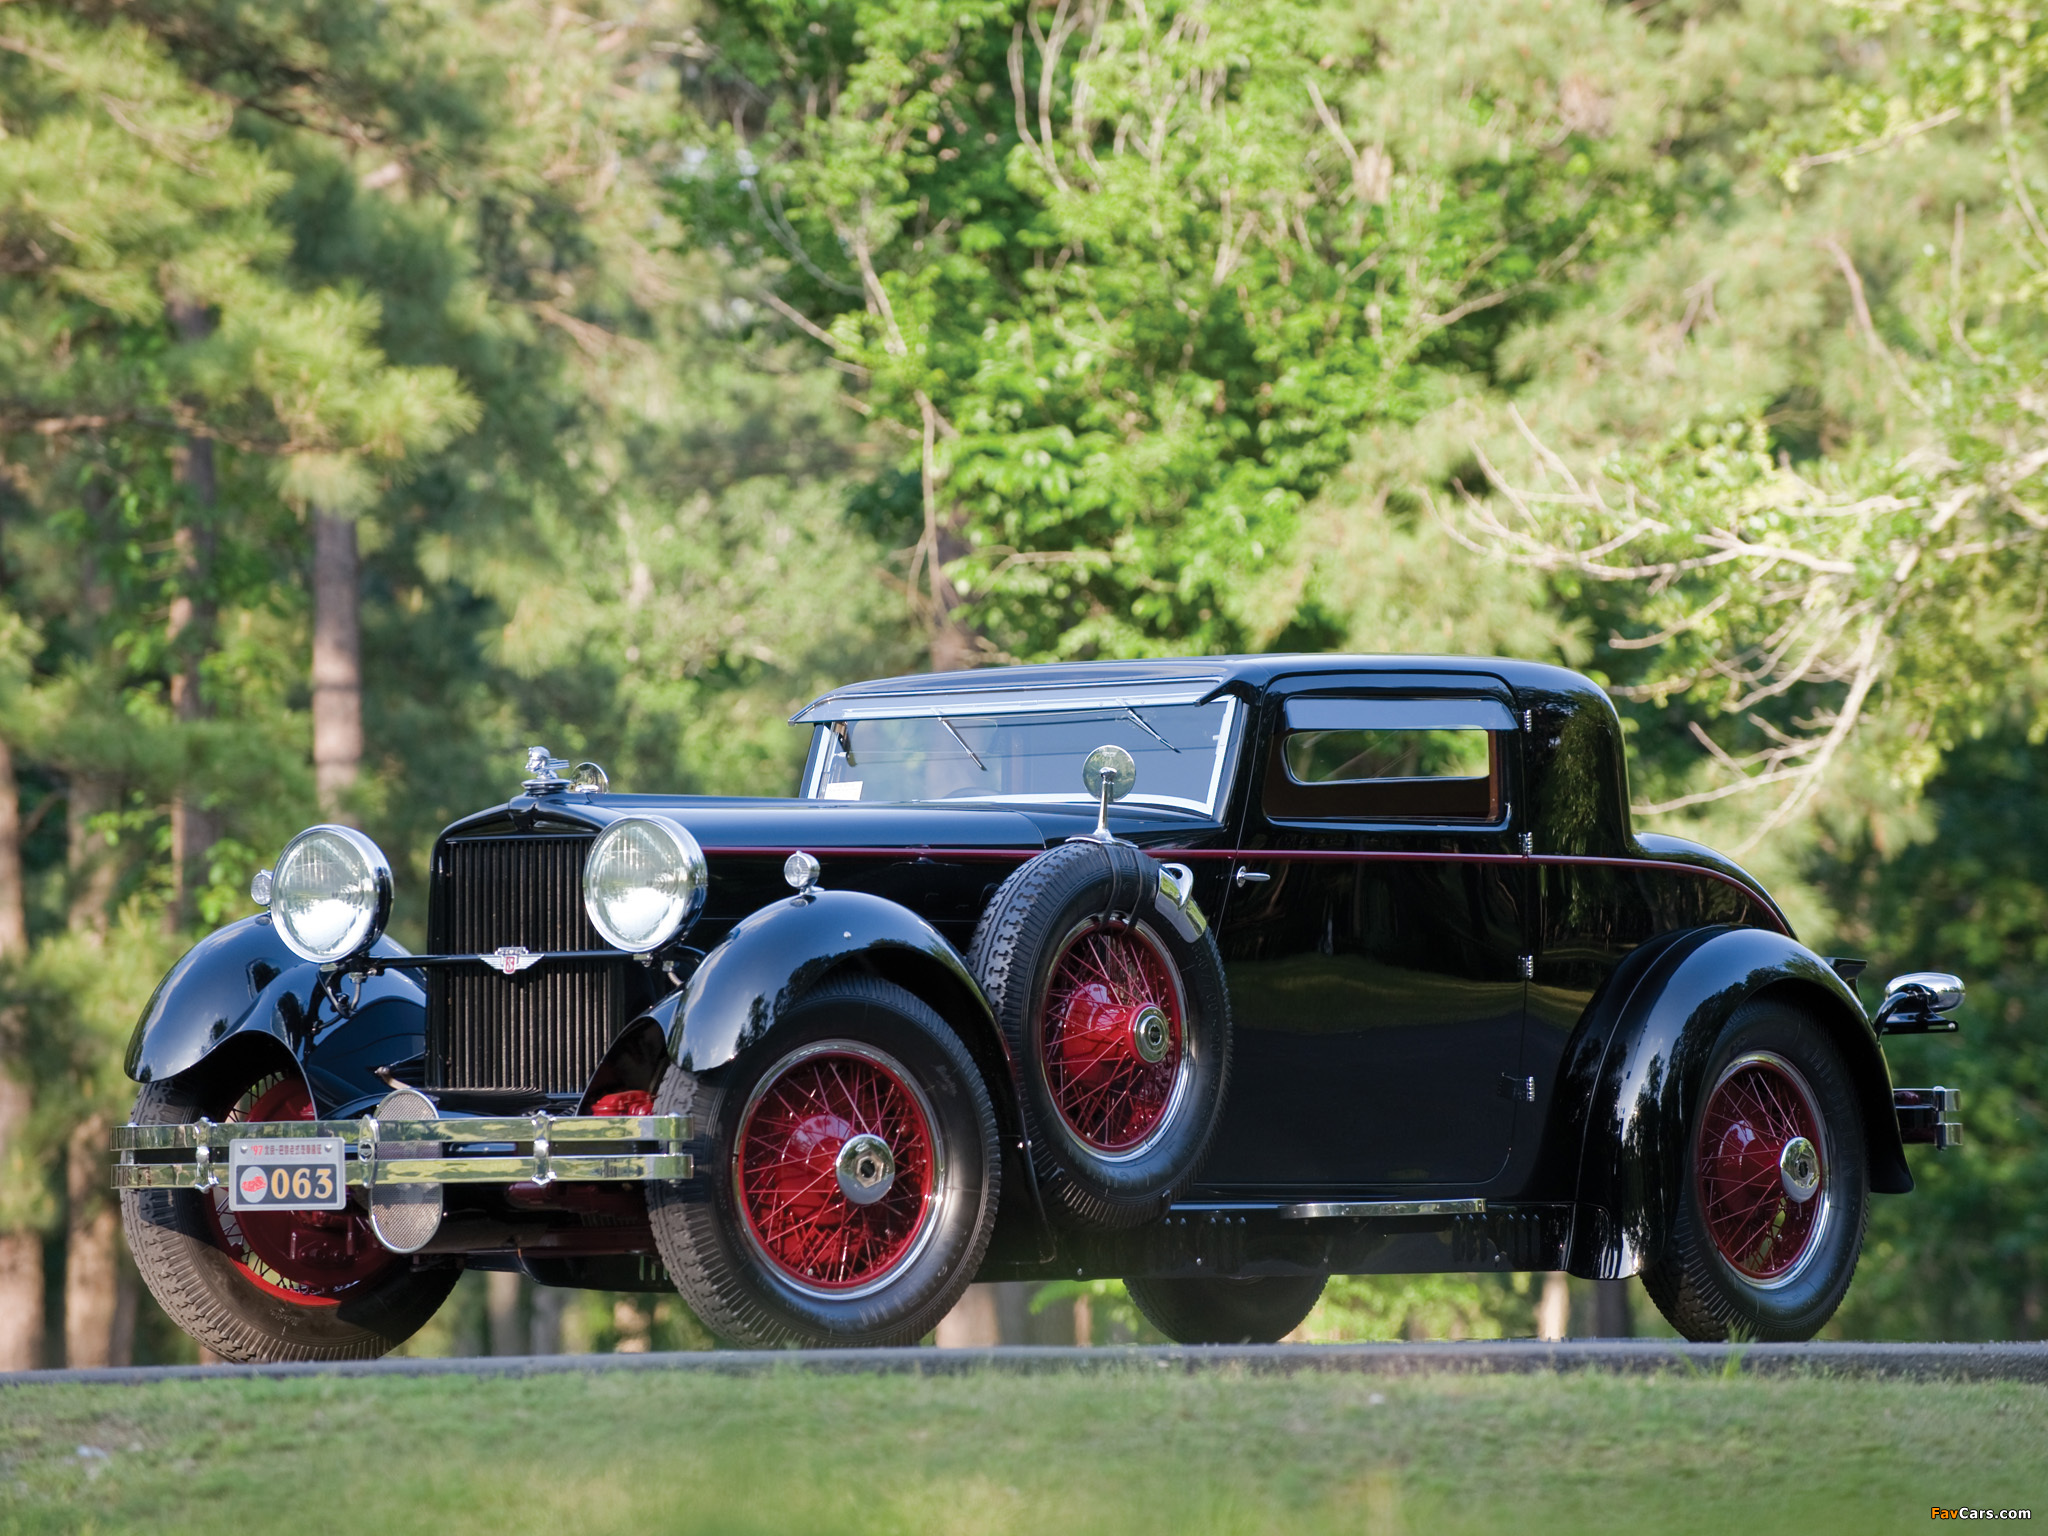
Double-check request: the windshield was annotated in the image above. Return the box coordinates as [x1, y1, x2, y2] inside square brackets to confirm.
[805, 699, 1239, 817]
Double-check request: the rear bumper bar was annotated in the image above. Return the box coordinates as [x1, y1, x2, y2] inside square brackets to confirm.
[110, 1112, 693, 1192]
[1895, 1087, 1962, 1150]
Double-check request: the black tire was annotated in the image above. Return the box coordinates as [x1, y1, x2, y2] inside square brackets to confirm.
[121, 1070, 459, 1363]
[647, 974, 1001, 1348]
[968, 841, 1231, 1230]
[1641, 997, 1870, 1342]
[1127, 1274, 1327, 1344]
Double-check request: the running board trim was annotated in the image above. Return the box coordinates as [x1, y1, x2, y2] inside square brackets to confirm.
[1279, 1199, 1486, 1220]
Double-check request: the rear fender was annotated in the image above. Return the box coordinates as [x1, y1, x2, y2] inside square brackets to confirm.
[1563, 925, 1907, 1279]
[125, 914, 425, 1114]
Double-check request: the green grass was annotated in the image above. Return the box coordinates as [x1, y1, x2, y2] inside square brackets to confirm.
[1, 1366, 2041, 1535]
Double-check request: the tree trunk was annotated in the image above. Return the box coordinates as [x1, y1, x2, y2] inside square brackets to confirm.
[166, 299, 219, 931]
[311, 510, 363, 821]
[1590, 1278, 1633, 1338]
[0, 737, 39, 1370]
[0, 1072, 39, 1372]
[933, 1284, 1000, 1346]
[0, 739, 24, 958]
[1536, 1271, 1571, 1341]
[66, 775, 120, 937]
[529, 1281, 565, 1355]
[64, 1115, 119, 1367]
[486, 1269, 524, 1356]
[925, 512, 975, 673]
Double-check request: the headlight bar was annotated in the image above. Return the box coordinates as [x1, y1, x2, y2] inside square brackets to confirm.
[110, 1111, 692, 1191]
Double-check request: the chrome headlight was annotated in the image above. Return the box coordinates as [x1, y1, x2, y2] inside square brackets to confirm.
[583, 816, 708, 953]
[267, 825, 393, 963]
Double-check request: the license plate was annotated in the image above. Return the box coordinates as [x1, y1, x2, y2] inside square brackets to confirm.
[227, 1137, 347, 1211]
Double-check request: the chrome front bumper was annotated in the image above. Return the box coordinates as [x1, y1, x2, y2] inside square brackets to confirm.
[110, 1112, 693, 1192]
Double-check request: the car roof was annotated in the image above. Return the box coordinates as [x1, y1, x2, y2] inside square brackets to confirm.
[791, 653, 1603, 722]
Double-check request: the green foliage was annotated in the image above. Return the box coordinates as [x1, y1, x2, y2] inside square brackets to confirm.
[687, 0, 1649, 660]
[1295, 1274, 1540, 1343]
[1822, 728, 2048, 1338]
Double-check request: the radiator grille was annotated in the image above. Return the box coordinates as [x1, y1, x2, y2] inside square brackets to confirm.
[427, 835, 629, 1093]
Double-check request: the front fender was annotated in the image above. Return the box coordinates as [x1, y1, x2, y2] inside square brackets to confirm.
[644, 889, 997, 1075]
[1564, 925, 1907, 1279]
[125, 914, 425, 1112]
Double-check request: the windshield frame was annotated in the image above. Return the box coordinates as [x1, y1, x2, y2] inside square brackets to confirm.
[800, 695, 1244, 820]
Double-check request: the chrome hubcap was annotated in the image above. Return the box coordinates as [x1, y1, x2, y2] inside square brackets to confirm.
[1778, 1136, 1821, 1202]
[835, 1133, 896, 1206]
[1131, 1005, 1171, 1064]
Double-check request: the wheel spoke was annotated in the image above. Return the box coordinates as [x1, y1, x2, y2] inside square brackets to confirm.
[1695, 1058, 1826, 1281]
[737, 1049, 937, 1291]
[1039, 922, 1184, 1152]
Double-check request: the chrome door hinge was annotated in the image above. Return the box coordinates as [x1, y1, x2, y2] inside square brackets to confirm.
[1498, 1073, 1536, 1103]
[1519, 954, 1535, 979]
[1233, 867, 1271, 887]
[1518, 832, 1534, 855]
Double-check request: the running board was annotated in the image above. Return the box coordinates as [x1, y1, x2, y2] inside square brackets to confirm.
[1279, 1199, 1486, 1220]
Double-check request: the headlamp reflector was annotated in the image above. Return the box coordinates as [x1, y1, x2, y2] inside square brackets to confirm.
[270, 825, 393, 963]
[583, 816, 707, 953]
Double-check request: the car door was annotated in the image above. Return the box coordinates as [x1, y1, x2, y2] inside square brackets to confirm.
[1197, 681, 1531, 1192]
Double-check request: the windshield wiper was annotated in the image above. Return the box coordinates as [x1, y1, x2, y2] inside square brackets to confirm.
[938, 716, 987, 771]
[1123, 706, 1179, 753]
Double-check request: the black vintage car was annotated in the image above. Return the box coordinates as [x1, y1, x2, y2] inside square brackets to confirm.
[113, 655, 1964, 1359]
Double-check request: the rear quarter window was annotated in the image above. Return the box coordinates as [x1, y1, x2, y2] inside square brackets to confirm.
[1264, 697, 1512, 823]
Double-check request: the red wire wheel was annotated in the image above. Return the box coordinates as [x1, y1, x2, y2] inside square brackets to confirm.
[1694, 1052, 1831, 1284]
[203, 1075, 397, 1305]
[733, 1043, 941, 1296]
[1040, 920, 1187, 1155]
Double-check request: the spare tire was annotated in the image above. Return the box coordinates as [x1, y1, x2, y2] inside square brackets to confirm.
[968, 839, 1230, 1229]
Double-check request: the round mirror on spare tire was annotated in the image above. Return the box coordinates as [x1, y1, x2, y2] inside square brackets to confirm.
[966, 839, 1231, 1230]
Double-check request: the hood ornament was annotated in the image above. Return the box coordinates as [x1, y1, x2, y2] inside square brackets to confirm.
[523, 746, 570, 793]
[522, 746, 608, 795]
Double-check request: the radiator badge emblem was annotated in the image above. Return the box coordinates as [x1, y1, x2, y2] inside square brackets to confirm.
[486, 946, 543, 975]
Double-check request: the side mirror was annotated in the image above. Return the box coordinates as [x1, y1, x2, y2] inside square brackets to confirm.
[1875, 971, 1965, 1035]
[1080, 744, 1137, 842]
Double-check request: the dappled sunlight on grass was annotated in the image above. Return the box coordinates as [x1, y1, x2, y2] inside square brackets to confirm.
[1, 1367, 2042, 1535]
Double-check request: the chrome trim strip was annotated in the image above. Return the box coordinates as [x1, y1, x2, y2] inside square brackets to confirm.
[791, 678, 1228, 724]
[1278, 1199, 1487, 1220]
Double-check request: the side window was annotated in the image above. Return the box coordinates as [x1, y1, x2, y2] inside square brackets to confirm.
[1264, 697, 1512, 822]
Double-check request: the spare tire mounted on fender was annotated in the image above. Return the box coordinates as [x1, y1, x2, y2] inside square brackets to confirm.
[968, 839, 1231, 1229]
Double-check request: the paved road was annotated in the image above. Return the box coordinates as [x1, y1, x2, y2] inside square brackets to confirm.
[7, 1340, 2046, 1387]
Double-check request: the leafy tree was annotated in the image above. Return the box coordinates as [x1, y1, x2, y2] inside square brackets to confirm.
[0, 0, 894, 1365]
[0, 3, 477, 1365]
[1822, 729, 2048, 1338]
[681, 0, 1650, 665]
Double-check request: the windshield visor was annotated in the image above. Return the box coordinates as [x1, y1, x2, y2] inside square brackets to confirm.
[806, 699, 1238, 816]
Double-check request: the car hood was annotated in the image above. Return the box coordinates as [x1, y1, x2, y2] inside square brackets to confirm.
[437, 794, 1223, 853]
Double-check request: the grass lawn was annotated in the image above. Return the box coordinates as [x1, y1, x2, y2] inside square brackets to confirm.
[1, 1364, 2041, 1535]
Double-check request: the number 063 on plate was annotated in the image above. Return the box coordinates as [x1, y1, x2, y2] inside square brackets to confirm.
[227, 1138, 347, 1211]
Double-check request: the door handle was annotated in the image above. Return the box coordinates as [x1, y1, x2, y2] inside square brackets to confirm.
[1233, 867, 1271, 887]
